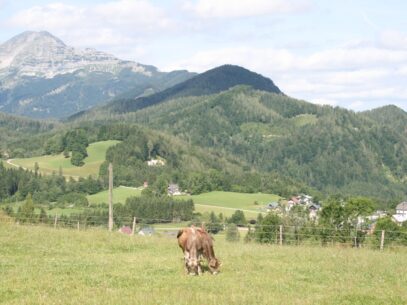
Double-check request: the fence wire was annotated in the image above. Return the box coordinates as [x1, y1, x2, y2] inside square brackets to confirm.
[1, 213, 407, 251]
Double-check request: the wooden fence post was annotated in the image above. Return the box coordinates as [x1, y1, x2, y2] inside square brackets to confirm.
[77, 221, 80, 231]
[54, 215, 58, 229]
[380, 230, 385, 251]
[132, 217, 136, 235]
[279, 225, 283, 246]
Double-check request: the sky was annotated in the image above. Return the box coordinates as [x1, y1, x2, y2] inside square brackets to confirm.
[1, 0, 407, 111]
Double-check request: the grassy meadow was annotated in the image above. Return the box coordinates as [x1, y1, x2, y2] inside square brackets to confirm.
[87, 186, 142, 205]
[187, 191, 280, 217]
[87, 189, 279, 217]
[0, 223, 406, 305]
[7, 140, 120, 178]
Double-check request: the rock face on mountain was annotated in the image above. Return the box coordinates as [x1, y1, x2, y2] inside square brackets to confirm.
[0, 31, 193, 118]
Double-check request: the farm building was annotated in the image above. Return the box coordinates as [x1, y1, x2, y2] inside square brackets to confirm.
[396, 202, 407, 215]
[392, 214, 407, 225]
[308, 203, 321, 220]
[147, 159, 165, 166]
[118, 226, 132, 235]
[138, 227, 155, 236]
[392, 201, 407, 225]
[266, 202, 282, 213]
[168, 183, 182, 196]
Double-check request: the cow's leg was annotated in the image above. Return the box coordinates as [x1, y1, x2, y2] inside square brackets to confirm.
[183, 251, 190, 274]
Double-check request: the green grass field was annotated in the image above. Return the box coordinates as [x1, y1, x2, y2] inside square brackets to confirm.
[0, 223, 406, 305]
[181, 191, 280, 217]
[88, 189, 279, 217]
[87, 186, 142, 205]
[7, 140, 120, 178]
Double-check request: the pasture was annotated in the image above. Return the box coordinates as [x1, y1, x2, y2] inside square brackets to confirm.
[0, 223, 406, 305]
[87, 186, 142, 205]
[187, 191, 280, 217]
[87, 189, 279, 217]
[6, 140, 120, 178]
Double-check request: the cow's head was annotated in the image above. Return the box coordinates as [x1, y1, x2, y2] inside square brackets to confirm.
[208, 258, 221, 274]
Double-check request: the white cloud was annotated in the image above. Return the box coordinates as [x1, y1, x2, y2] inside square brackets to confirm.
[183, 0, 311, 18]
[379, 30, 407, 50]
[348, 100, 366, 110]
[6, 1, 173, 50]
[165, 44, 407, 111]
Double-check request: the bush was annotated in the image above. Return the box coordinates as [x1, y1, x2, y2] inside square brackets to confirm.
[57, 192, 89, 207]
[226, 224, 240, 242]
[255, 214, 282, 244]
[228, 210, 247, 226]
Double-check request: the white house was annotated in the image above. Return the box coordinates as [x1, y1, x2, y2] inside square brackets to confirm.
[396, 202, 407, 215]
[392, 214, 407, 225]
[147, 159, 165, 166]
[168, 183, 182, 196]
[391, 201, 407, 225]
[308, 203, 321, 220]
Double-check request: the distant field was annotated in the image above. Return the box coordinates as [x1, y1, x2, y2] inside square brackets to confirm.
[7, 140, 120, 178]
[87, 189, 279, 217]
[185, 191, 280, 217]
[87, 186, 142, 205]
[188, 191, 280, 210]
[0, 223, 406, 305]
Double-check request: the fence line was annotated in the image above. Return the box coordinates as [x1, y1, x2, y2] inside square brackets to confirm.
[2, 214, 407, 251]
[2, 214, 407, 234]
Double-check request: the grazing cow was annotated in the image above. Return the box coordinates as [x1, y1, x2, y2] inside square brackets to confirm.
[177, 226, 220, 275]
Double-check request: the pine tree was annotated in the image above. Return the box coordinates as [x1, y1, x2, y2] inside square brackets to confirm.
[34, 162, 39, 176]
[226, 224, 240, 242]
[20, 193, 35, 223]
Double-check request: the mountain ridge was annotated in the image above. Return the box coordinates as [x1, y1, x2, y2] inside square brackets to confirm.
[0, 31, 194, 118]
[95, 64, 283, 114]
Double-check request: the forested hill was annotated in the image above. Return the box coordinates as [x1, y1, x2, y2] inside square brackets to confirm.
[100, 64, 282, 114]
[2, 63, 407, 203]
[123, 86, 407, 200]
[0, 112, 59, 157]
[363, 105, 407, 134]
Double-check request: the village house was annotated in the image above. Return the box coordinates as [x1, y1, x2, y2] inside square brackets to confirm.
[266, 202, 282, 213]
[392, 201, 407, 225]
[138, 227, 155, 236]
[299, 194, 313, 205]
[147, 159, 165, 166]
[396, 202, 407, 215]
[118, 226, 132, 235]
[308, 203, 321, 220]
[168, 183, 182, 196]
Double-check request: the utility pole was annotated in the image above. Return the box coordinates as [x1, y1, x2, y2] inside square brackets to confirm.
[132, 217, 137, 235]
[108, 163, 114, 231]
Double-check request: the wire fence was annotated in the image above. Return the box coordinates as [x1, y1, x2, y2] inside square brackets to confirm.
[2, 212, 407, 251]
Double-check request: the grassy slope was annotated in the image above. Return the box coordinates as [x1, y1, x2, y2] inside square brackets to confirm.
[0, 223, 406, 305]
[88, 189, 279, 217]
[87, 186, 143, 205]
[8, 140, 120, 178]
[186, 191, 280, 217]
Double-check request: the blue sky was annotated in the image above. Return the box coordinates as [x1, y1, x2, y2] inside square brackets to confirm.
[1, 0, 407, 111]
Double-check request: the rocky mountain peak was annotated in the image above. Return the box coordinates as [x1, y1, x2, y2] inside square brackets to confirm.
[0, 31, 147, 79]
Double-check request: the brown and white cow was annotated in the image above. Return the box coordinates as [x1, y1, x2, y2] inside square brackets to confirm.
[177, 226, 220, 275]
